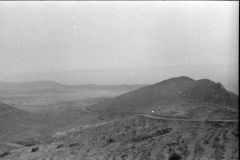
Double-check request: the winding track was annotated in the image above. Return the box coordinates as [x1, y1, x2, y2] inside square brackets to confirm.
[83, 108, 239, 123]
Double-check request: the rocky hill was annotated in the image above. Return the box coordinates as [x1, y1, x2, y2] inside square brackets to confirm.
[89, 76, 238, 120]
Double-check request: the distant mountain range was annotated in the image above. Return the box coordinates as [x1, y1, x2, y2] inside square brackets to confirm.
[1, 64, 238, 94]
[0, 81, 146, 94]
[89, 76, 238, 120]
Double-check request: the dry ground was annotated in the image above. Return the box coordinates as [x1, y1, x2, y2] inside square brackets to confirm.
[1, 115, 238, 160]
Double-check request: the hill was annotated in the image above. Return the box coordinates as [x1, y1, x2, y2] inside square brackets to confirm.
[0, 102, 44, 152]
[0, 81, 68, 94]
[89, 76, 238, 120]
[0, 102, 37, 131]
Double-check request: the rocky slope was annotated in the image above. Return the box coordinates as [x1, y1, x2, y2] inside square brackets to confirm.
[0, 101, 107, 155]
[1, 116, 238, 160]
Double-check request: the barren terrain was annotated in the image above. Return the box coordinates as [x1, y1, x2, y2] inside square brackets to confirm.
[0, 77, 238, 160]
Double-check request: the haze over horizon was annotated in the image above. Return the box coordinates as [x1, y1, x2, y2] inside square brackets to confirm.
[0, 2, 238, 93]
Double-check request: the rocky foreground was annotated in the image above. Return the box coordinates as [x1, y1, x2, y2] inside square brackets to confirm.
[1, 115, 238, 160]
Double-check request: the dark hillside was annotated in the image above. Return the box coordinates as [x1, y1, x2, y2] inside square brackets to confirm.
[89, 76, 238, 119]
[0, 102, 43, 151]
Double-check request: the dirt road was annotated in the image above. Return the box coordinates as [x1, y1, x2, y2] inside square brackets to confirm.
[83, 108, 239, 123]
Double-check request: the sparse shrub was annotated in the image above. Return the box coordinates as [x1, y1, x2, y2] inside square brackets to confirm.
[132, 130, 137, 135]
[121, 154, 127, 160]
[131, 146, 136, 151]
[204, 139, 209, 144]
[168, 153, 182, 160]
[31, 147, 39, 152]
[154, 128, 172, 136]
[56, 144, 64, 149]
[214, 137, 220, 142]
[69, 143, 80, 147]
[106, 138, 115, 143]
[168, 148, 173, 152]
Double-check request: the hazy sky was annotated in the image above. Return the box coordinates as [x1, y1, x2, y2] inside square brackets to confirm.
[0, 2, 239, 92]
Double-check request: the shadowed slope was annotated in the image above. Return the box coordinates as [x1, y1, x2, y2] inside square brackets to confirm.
[0, 102, 44, 147]
[0, 102, 36, 127]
